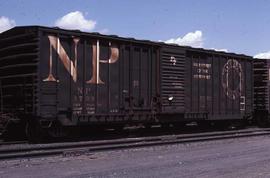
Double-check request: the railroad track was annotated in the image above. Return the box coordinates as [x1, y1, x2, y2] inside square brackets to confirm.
[0, 128, 270, 160]
[0, 140, 27, 146]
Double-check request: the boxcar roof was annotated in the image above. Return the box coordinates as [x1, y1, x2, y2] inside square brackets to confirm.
[1, 25, 252, 59]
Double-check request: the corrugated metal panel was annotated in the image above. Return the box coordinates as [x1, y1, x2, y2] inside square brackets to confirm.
[161, 47, 185, 112]
[253, 59, 269, 111]
[0, 28, 38, 114]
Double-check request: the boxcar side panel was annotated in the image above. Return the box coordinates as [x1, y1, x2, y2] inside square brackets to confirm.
[185, 50, 253, 120]
[39, 30, 158, 126]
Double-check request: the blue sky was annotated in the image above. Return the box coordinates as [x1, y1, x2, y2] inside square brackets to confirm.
[0, 0, 270, 57]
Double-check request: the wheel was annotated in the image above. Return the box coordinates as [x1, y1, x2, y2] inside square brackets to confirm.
[197, 121, 212, 129]
[25, 120, 42, 143]
[162, 123, 172, 128]
[257, 115, 270, 128]
[3, 121, 26, 141]
[47, 121, 68, 139]
[230, 120, 246, 129]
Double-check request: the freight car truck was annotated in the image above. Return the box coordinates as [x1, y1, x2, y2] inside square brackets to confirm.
[0, 26, 253, 141]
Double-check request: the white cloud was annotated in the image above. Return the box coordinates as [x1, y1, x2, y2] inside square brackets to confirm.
[0, 16, 16, 33]
[254, 51, 270, 59]
[165, 30, 203, 48]
[55, 11, 96, 31]
[99, 28, 109, 34]
[210, 48, 228, 52]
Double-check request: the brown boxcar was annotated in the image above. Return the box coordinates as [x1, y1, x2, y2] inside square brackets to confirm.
[0, 26, 254, 139]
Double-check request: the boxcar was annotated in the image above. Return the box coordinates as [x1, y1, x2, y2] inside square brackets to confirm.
[0, 26, 253, 140]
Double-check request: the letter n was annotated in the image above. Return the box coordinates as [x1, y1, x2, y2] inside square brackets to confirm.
[43, 35, 80, 82]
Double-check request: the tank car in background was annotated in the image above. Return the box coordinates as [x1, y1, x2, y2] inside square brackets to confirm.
[0, 26, 259, 141]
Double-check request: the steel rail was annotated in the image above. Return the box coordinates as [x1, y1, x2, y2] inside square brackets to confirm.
[0, 128, 270, 160]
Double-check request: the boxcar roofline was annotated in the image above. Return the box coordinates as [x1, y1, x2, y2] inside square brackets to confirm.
[1, 25, 252, 59]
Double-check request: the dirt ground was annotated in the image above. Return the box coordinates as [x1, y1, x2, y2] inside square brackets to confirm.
[1, 136, 270, 178]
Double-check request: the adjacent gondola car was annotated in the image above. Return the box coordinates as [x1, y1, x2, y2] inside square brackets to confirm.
[0, 26, 254, 140]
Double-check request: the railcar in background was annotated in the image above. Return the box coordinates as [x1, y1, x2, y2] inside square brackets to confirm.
[253, 58, 270, 126]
